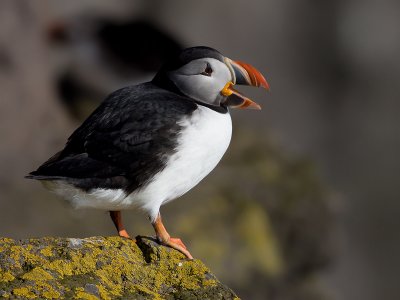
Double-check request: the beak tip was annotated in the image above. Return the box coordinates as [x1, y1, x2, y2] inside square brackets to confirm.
[262, 83, 270, 91]
[259, 77, 270, 91]
[248, 102, 262, 110]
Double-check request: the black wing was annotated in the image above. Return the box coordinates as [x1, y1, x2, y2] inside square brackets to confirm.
[27, 83, 197, 193]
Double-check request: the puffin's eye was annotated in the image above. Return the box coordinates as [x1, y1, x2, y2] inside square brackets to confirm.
[201, 63, 213, 76]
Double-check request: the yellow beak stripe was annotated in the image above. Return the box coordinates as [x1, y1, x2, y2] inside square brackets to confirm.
[221, 81, 234, 97]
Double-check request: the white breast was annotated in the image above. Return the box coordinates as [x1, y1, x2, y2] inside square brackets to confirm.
[45, 105, 232, 221]
[127, 105, 232, 219]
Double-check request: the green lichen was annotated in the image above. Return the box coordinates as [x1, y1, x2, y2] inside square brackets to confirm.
[0, 236, 238, 299]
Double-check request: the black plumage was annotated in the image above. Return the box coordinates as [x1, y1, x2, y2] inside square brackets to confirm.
[27, 82, 197, 193]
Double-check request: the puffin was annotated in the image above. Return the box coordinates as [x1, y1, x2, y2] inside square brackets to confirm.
[26, 46, 269, 259]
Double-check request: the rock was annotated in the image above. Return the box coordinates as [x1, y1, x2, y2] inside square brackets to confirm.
[0, 236, 239, 299]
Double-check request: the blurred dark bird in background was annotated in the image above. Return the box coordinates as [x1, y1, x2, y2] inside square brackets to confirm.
[26, 46, 269, 259]
[47, 19, 183, 119]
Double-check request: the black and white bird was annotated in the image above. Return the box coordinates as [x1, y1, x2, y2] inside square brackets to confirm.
[27, 46, 269, 259]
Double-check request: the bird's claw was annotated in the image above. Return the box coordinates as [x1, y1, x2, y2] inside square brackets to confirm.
[118, 229, 130, 239]
[157, 236, 193, 259]
[169, 237, 187, 250]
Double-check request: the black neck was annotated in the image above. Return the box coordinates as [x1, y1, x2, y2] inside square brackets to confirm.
[194, 100, 228, 113]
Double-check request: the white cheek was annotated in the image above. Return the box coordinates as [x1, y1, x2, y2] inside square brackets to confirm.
[169, 58, 233, 105]
[173, 74, 219, 102]
[212, 65, 232, 89]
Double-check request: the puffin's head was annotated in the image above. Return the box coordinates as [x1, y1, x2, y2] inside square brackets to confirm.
[153, 46, 269, 110]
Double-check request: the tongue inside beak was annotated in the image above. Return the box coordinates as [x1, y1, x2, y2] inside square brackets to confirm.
[221, 58, 269, 110]
[221, 82, 261, 110]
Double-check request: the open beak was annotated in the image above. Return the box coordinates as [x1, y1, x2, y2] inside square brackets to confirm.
[221, 58, 269, 110]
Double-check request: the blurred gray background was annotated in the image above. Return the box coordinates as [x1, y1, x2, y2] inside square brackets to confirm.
[1, 1, 399, 299]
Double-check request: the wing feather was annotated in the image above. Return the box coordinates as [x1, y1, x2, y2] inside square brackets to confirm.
[28, 83, 197, 192]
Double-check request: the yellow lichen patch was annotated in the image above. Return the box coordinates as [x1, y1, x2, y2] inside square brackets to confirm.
[40, 246, 54, 257]
[47, 259, 74, 277]
[43, 289, 61, 299]
[74, 287, 99, 300]
[70, 251, 98, 274]
[0, 238, 14, 244]
[132, 284, 162, 299]
[97, 285, 111, 300]
[0, 270, 15, 282]
[174, 260, 209, 290]
[137, 248, 215, 293]
[8, 244, 46, 269]
[93, 264, 123, 296]
[17, 276, 63, 299]
[202, 278, 218, 287]
[22, 267, 54, 281]
[12, 287, 36, 299]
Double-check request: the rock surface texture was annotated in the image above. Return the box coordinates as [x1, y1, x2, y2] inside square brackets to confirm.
[0, 236, 238, 299]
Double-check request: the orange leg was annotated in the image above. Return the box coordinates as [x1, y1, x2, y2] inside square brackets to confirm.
[151, 213, 193, 259]
[109, 211, 130, 238]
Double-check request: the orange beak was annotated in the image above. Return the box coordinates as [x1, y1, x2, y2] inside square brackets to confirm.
[222, 58, 269, 110]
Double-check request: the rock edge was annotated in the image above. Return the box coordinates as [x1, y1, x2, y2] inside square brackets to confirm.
[0, 236, 239, 299]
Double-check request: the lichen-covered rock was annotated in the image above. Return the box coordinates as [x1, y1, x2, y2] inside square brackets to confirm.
[0, 236, 239, 299]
